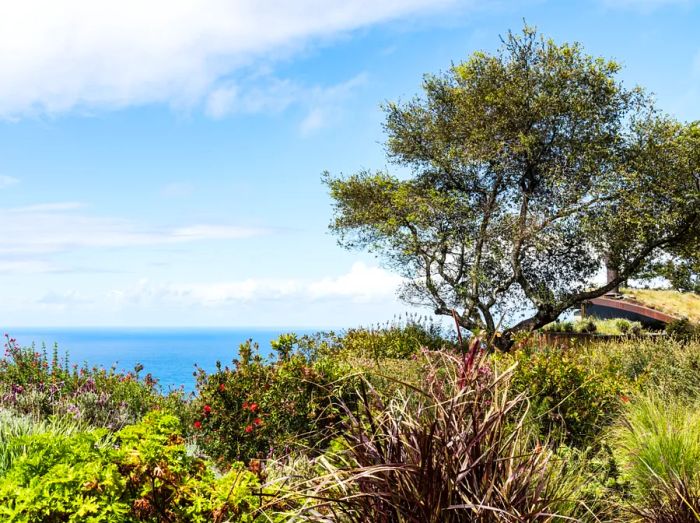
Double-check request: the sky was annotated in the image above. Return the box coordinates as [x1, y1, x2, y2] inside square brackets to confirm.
[0, 0, 698, 328]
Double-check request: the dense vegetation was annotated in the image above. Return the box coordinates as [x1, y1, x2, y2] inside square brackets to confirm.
[1, 319, 700, 521]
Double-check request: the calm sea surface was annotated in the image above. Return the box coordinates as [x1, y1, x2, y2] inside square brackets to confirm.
[2, 328, 319, 393]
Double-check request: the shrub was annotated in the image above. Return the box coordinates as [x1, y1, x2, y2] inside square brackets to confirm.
[0, 411, 274, 522]
[499, 343, 626, 447]
[299, 343, 585, 522]
[337, 314, 452, 359]
[193, 336, 354, 463]
[666, 318, 699, 341]
[0, 409, 82, 475]
[613, 396, 700, 521]
[615, 319, 631, 334]
[0, 336, 183, 429]
[580, 319, 598, 333]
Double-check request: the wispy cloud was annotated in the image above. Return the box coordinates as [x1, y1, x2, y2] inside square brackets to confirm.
[0, 176, 19, 189]
[0, 202, 269, 255]
[205, 72, 368, 133]
[0, 0, 455, 119]
[110, 262, 403, 307]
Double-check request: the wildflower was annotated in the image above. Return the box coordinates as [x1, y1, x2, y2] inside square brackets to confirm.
[203, 404, 212, 414]
[244, 425, 253, 433]
[218, 383, 225, 392]
[249, 402, 258, 412]
[194, 420, 202, 429]
[253, 417, 262, 426]
[242, 401, 249, 410]
[620, 395, 630, 403]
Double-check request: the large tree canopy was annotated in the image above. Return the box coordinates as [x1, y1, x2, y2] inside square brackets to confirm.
[325, 27, 700, 347]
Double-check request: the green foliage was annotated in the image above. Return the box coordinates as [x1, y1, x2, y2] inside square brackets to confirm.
[613, 396, 700, 520]
[499, 344, 626, 447]
[542, 317, 643, 335]
[193, 335, 354, 463]
[666, 317, 700, 341]
[325, 24, 700, 345]
[336, 314, 451, 359]
[0, 411, 272, 522]
[0, 409, 82, 475]
[580, 319, 597, 333]
[586, 337, 700, 403]
[0, 336, 184, 429]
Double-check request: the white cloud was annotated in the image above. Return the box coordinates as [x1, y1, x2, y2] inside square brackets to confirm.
[0, 202, 268, 255]
[110, 262, 403, 307]
[308, 262, 403, 301]
[37, 290, 92, 307]
[0, 176, 19, 189]
[0, 0, 455, 118]
[204, 72, 368, 134]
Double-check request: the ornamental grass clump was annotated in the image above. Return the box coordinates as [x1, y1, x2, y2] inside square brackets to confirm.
[613, 395, 700, 521]
[299, 340, 584, 522]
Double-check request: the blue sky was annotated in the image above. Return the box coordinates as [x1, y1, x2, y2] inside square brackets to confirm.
[0, 0, 698, 327]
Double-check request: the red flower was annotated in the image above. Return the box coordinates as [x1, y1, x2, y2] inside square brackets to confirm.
[253, 417, 262, 426]
[194, 420, 202, 429]
[620, 395, 630, 403]
[203, 405, 212, 414]
[249, 402, 258, 413]
[219, 383, 225, 392]
[244, 425, 253, 433]
[242, 401, 249, 410]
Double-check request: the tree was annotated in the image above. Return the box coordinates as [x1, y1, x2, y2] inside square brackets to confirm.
[325, 26, 700, 349]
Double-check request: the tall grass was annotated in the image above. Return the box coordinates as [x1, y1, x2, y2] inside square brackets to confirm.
[613, 396, 700, 521]
[293, 341, 584, 522]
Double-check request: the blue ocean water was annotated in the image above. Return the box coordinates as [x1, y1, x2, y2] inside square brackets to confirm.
[2, 328, 318, 393]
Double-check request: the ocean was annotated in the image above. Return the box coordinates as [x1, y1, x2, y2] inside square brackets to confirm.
[2, 327, 319, 393]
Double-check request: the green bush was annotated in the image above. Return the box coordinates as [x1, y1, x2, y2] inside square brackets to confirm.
[666, 317, 699, 341]
[337, 314, 452, 359]
[580, 319, 598, 333]
[615, 319, 631, 334]
[0, 411, 274, 522]
[498, 344, 626, 447]
[193, 336, 354, 463]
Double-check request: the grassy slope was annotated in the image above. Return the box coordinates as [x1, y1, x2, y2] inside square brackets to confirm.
[622, 288, 700, 323]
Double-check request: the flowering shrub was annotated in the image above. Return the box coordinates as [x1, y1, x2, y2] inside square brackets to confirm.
[0, 335, 183, 429]
[0, 411, 277, 522]
[192, 336, 354, 463]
